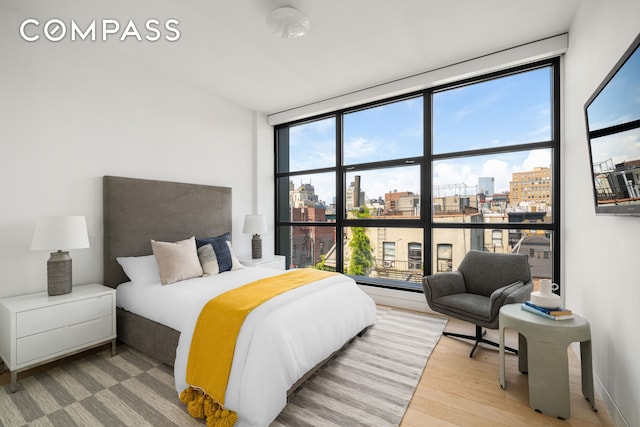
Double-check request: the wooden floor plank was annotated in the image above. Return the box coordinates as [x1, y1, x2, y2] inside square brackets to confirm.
[401, 315, 614, 427]
[1, 314, 615, 426]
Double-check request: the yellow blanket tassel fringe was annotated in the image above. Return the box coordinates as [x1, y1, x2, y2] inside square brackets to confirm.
[180, 387, 238, 427]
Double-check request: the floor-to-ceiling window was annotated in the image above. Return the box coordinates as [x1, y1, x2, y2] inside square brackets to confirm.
[275, 58, 560, 292]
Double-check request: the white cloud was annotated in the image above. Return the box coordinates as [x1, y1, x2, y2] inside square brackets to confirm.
[290, 117, 334, 137]
[290, 140, 335, 170]
[591, 131, 640, 165]
[352, 167, 421, 202]
[433, 156, 525, 194]
[454, 89, 501, 122]
[525, 124, 551, 140]
[344, 136, 381, 161]
[432, 162, 476, 195]
[482, 159, 509, 192]
[521, 150, 552, 171]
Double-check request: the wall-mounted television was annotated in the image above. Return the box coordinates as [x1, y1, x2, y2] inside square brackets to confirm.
[584, 33, 640, 216]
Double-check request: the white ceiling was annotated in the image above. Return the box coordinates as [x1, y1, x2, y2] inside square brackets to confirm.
[3, 0, 580, 115]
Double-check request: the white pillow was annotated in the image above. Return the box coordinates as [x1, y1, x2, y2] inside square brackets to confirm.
[151, 236, 203, 285]
[227, 241, 243, 271]
[116, 255, 161, 285]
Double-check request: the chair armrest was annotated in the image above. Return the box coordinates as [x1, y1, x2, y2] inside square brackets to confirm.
[489, 280, 532, 319]
[423, 271, 466, 302]
[504, 280, 533, 304]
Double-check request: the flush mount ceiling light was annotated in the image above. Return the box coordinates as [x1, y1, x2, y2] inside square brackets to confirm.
[266, 6, 310, 39]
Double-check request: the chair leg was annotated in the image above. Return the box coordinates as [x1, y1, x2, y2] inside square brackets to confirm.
[443, 325, 519, 357]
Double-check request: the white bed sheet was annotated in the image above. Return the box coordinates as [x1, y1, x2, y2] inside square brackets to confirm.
[116, 267, 377, 427]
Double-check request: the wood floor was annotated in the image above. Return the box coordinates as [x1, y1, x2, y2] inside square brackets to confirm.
[401, 315, 615, 427]
[1, 314, 616, 426]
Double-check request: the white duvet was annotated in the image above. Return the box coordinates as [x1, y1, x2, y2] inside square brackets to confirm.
[116, 267, 377, 427]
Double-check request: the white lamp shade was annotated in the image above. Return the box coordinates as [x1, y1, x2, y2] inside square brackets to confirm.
[31, 216, 90, 251]
[242, 214, 267, 235]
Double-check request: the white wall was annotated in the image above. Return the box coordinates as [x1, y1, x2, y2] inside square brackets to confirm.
[3, 2, 639, 424]
[564, 1, 640, 425]
[0, 8, 274, 299]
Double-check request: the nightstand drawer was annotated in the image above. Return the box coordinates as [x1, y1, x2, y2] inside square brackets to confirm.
[16, 315, 113, 364]
[16, 294, 113, 338]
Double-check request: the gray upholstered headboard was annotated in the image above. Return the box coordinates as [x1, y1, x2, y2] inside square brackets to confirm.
[103, 176, 232, 288]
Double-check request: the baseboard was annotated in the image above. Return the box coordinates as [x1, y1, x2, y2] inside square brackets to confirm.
[358, 284, 439, 315]
[592, 366, 629, 426]
[568, 343, 628, 426]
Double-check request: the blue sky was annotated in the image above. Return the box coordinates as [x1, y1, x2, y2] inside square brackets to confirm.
[587, 44, 640, 167]
[287, 66, 555, 205]
[433, 67, 551, 152]
[587, 45, 640, 131]
[343, 97, 423, 164]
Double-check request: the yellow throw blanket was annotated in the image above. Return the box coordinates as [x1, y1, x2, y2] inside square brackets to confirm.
[180, 268, 337, 427]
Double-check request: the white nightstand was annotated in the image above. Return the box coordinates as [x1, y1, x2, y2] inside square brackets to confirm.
[0, 283, 116, 392]
[238, 254, 286, 270]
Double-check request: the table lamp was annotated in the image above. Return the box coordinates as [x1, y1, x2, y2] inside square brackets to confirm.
[242, 214, 267, 259]
[31, 216, 90, 296]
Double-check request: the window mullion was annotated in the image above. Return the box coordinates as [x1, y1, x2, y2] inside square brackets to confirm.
[335, 113, 344, 273]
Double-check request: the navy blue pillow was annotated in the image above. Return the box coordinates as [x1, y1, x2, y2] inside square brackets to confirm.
[196, 232, 233, 273]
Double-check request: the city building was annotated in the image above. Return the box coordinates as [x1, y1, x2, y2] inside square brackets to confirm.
[384, 190, 419, 217]
[289, 206, 335, 269]
[290, 181, 320, 209]
[478, 176, 495, 196]
[592, 158, 640, 203]
[509, 167, 552, 209]
[345, 176, 365, 211]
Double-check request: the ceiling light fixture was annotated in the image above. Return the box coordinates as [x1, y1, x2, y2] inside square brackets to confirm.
[266, 6, 310, 39]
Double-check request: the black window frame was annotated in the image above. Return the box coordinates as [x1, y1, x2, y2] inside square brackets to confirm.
[275, 58, 561, 293]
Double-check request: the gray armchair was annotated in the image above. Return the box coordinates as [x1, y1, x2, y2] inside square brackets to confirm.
[423, 250, 533, 357]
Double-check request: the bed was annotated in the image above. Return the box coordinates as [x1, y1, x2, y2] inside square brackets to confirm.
[102, 176, 377, 427]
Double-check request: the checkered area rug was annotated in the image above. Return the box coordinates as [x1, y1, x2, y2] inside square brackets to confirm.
[0, 307, 446, 427]
[0, 346, 199, 426]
